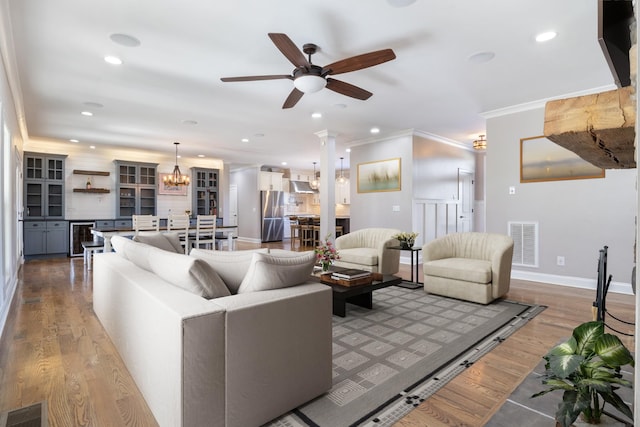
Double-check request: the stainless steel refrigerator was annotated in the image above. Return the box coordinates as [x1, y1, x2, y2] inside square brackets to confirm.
[260, 190, 284, 242]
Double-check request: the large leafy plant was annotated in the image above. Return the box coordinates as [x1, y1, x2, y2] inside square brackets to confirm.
[532, 321, 634, 426]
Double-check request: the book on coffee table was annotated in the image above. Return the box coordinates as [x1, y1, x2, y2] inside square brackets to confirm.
[330, 267, 372, 280]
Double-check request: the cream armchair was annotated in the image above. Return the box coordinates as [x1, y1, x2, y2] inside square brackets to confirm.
[333, 228, 402, 275]
[422, 232, 514, 304]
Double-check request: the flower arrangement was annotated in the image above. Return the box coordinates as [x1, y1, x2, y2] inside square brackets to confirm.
[392, 231, 419, 248]
[315, 234, 340, 271]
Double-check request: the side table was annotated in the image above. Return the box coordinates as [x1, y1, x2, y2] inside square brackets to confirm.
[389, 246, 422, 289]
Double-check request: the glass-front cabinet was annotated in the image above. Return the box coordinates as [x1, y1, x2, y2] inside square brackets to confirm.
[191, 167, 219, 217]
[115, 160, 158, 218]
[23, 152, 67, 219]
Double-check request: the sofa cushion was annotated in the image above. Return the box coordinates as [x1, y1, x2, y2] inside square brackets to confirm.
[133, 232, 183, 253]
[237, 251, 316, 293]
[335, 248, 378, 267]
[268, 248, 315, 258]
[147, 250, 230, 299]
[190, 248, 269, 293]
[424, 258, 492, 284]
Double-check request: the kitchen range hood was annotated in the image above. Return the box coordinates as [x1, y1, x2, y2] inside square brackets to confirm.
[290, 180, 317, 193]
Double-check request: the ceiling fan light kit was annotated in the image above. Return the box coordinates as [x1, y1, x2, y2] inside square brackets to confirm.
[221, 33, 395, 108]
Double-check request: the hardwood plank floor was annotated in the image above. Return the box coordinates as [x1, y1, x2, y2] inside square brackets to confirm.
[0, 240, 635, 426]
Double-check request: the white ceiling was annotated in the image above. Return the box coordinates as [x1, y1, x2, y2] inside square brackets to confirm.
[1, 0, 617, 170]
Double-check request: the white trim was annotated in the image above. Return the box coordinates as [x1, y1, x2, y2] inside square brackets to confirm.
[480, 84, 618, 119]
[511, 269, 633, 295]
[0, 272, 18, 340]
[236, 236, 262, 245]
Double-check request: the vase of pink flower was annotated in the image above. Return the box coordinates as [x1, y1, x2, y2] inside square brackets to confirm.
[315, 234, 340, 272]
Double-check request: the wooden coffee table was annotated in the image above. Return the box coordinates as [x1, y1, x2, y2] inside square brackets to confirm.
[312, 273, 402, 317]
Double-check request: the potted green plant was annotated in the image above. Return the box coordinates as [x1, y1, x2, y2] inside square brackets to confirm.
[532, 320, 634, 426]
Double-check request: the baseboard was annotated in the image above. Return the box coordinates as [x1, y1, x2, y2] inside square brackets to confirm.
[236, 236, 262, 244]
[511, 269, 633, 295]
[0, 270, 19, 344]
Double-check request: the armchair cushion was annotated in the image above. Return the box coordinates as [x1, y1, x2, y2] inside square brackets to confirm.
[423, 258, 491, 283]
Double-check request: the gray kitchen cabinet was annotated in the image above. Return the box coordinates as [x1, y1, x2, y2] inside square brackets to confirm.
[24, 221, 68, 256]
[115, 160, 158, 218]
[191, 167, 219, 217]
[23, 152, 67, 219]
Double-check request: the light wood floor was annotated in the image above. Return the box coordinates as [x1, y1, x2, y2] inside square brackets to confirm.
[0, 240, 635, 426]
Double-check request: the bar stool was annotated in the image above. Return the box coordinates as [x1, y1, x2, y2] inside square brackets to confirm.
[335, 225, 344, 237]
[299, 218, 315, 248]
[289, 216, 300, 247]
[82, 240, 104, 270]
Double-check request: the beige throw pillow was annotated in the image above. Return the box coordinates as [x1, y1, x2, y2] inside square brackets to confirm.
[147, 250, 230, 299]
[190, 248, 269, 294]
[237, 251, 316, 293]
[133, 232, 183, 253]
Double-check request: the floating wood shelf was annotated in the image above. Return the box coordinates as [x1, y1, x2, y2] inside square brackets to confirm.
[73, 169, 110, 176]
[73, 188, 110, 193]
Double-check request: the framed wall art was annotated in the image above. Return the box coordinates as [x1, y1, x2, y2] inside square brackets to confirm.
[357, 157, 401, 193]
[158, 173, 189, 195]
[520, 135, 605, 183]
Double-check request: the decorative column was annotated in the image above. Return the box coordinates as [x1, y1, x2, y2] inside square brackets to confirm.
[315, 130, 337, 242]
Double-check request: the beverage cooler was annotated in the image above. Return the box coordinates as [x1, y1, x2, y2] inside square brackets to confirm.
[69, 222, 95, 257]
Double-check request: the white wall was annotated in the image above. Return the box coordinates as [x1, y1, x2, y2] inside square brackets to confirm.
[229, 166, 261, 242]
[486, 107, 636, 293]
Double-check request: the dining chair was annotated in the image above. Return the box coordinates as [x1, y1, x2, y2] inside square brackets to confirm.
[167, 213, 191, 254]
[132, 215, 160, 236]
[194, 215, 216, 250]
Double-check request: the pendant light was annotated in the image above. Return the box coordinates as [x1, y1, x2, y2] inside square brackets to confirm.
[473, 135, 487, 150]
[163, 142, 190, 186]
[309, 161, 320, 190]
[336, 157, 348, 185]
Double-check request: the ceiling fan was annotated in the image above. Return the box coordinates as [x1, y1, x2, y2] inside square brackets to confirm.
[220, 33, 396, 109]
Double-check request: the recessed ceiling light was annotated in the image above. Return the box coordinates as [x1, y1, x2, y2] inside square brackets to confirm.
[197, 154, 205, 158]
[182, 119, 198, 125]
[241, 138, 249, 142]
[370, 127, 380, 134]
[468, 51, 495, 64]
[104, 55, 123, 65]
[81, 111, 93, 116]
[281, 162, 287, 166]
[89, 145, 96, 149]
[69, 139, 79, 143]
[109, 33, 141, 47]
[346, 148, 351, 153]
[535, 31, 557, 42]
[311, 112, 322, 119]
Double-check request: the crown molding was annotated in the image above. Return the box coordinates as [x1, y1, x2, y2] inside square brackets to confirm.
[480, 84, 618, 119]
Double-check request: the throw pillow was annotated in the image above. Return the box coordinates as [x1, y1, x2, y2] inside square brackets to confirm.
[237, 251, 316, 293]
[133, 232, 182, 253]
[147, 249, 230, 299]
[111, 235, 154, 272]
[190, 248, 269, 294]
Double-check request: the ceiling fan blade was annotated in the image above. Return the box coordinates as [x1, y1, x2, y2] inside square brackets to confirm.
[322, 49, 396, 75]
[221, 75, 292, 82]
[268, 33, 310, 68]
[326, 78, 372, 100]
[282, 88, 304, 109]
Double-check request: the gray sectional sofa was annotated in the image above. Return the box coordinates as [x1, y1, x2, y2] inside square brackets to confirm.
[93, 235, 332, 427]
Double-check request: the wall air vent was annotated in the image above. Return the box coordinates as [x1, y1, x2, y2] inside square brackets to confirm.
[508, 221, 539, 267]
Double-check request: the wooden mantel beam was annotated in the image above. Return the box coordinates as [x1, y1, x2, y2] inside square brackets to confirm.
[543, 86, 636, 169]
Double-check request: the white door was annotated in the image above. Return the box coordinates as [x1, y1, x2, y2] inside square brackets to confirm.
[457, 169, 474, 232]
[229, 184, 238, 226]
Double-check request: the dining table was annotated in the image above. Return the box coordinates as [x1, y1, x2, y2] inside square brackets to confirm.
[91, 225, 239, 252]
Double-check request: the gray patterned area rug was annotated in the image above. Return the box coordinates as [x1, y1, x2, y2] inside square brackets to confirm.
[266, 286, 544, 427]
